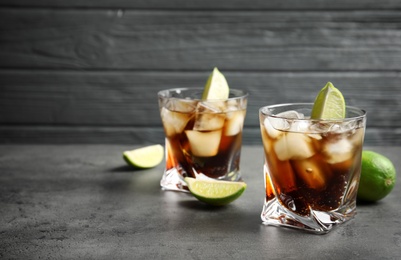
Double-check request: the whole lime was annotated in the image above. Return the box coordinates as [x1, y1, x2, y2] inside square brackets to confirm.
[357, 150, 396, 202]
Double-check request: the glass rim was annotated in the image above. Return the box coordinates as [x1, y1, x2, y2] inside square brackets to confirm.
[259, 103, 366, 121]
[158, 87, 248, 101]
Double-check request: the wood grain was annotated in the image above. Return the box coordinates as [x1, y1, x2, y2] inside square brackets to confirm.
[1, 70, 400, 126]
[1, 126, 400, 146]
[2, 1, 401, 10]
[1, 9, 400, 70]
[0, 2, 400, 145]
[1, 70, 400, 145]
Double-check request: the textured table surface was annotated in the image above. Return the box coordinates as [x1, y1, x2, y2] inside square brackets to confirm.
[0, 145, 400, 259]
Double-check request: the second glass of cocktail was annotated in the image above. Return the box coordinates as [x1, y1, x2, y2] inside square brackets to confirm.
[158, 70, 248, 192]
[259, 84, 366, 234]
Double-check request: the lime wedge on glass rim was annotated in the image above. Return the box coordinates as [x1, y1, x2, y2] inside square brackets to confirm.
[311, 82, 346, 119]
[184, 177, 247, 206]
[202, 67, 230, 100]
[123, 144, 164, 169]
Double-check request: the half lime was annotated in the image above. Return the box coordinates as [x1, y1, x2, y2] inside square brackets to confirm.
[123, 144, 164, 169]
[184, 177, 247, 206]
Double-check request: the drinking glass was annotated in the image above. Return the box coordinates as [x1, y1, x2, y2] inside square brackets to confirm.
[259, 103, 366, 233]
[158, 88, 248, 192]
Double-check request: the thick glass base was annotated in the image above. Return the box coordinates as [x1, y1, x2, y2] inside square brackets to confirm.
[261, 198, 356, 234]
[160, 167, 190, 192]
[160, 167, 242, 192]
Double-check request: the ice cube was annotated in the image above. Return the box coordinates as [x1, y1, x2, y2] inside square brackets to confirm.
[193, 113, 225, 131]
[161, 107, 193, 136]
[196, 100, 225, 113]
[226, 99, 238, 110]
[323, 138, 354, 164]
[274, 133, 315, 161]
[289, 120, 310, 133]
[328, 123, 343, 133]
[193, 101, 226, 131]
[225, 110, 245, 136]
[276, 110, 304, 119]
[185, 130, 222, 157]
[307, 133, 323, 140]
[261, 125, 273, 155]
[166, 99, 197, 113]
[292, 158, 330, 190]
[348, 128, 365, 146]
[264, 117, 284, 139]
[309, 122, 333, 133]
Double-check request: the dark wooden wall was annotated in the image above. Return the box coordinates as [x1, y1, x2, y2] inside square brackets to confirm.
[1, 1, 400, 145]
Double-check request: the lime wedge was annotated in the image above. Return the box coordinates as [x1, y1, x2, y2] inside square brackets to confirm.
[184, 177, 247, 206]
[311, 82, 346, 119]
[123, 144, 164, 169]
[202, 67, 230, 100]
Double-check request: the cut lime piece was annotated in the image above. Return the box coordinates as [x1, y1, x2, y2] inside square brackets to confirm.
[123, 144, 164, 169]
[311, 82, 346, 119]
[184, 177, 247, 206]
[202, 67, 230, 100]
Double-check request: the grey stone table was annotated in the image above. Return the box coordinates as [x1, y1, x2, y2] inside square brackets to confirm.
[0, 145, 400, 259]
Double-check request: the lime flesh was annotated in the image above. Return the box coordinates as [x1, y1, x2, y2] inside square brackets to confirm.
[123, 144, 164, 169]
[202, 67, 230, 100]
[184, 177, 246, 206]
[311, 82, 346, 119]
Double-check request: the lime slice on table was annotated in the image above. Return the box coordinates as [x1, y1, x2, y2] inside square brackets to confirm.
[123, 144, 164, 169]
[184, 177, 247, 206]
[311, 82, 346, 119]
[202, 67, 230, 100]
[357, 150, 397, 202]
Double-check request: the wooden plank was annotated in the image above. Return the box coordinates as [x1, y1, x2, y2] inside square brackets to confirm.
[0, 126, 166, 145]
[0, 126, 400, 146]
[0, 4, 399, 146]
[1, 9, 400, 71]
[1, 70, 400, 128]
[2, 0, 401, 10]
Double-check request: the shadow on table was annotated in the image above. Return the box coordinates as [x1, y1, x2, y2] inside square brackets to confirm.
[178, 199, 228, 212]
[159, 190, 228, 211]
[102, 164, 162, 195]
[108, 165, 144, 172]
[356, 199, 379, 206]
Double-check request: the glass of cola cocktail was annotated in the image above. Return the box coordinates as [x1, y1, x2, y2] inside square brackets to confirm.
[158, 88, 248, 192]
[259, 103, 366, 233]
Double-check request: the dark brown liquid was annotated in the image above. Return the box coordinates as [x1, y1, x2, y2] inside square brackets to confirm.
[262, 126, 364, 216]
[164, 109, 245, 179]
